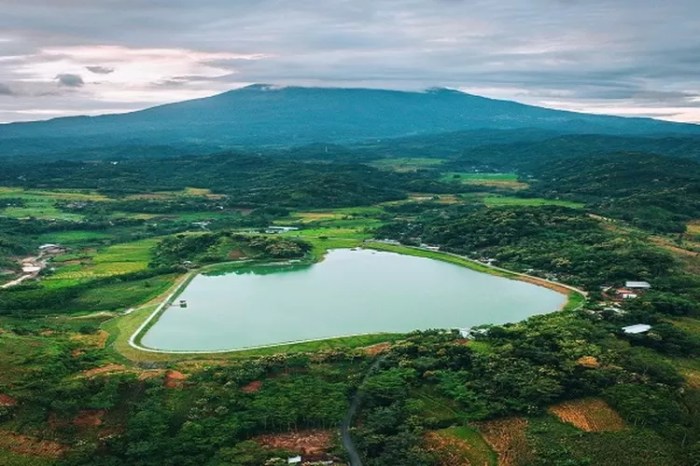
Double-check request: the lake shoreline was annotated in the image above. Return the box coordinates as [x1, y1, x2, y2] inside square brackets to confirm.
[127, 246, 579, 354]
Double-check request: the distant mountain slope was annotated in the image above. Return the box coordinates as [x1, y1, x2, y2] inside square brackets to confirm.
[1, 84, 699, 158]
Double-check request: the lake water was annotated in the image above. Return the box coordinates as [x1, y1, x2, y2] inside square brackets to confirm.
[141, 249, 566, 351]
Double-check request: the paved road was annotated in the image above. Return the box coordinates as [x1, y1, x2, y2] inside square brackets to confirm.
[340, 356, 387, 466]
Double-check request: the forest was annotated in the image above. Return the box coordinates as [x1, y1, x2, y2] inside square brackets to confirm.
[0, 133, 699, 465]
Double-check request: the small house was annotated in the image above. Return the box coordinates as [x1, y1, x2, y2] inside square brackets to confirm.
[625, 281, 651, 290]
[617, 289, 638, 299]
[287, 456, 302, 465]
[266, 226, 299, 234]
[622, 324, 652, 334]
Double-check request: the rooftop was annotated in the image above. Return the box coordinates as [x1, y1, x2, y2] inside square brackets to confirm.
[622, 324, 652, 334]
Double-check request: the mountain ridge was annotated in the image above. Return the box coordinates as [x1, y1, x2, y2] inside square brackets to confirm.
[1, 84, 698, 158]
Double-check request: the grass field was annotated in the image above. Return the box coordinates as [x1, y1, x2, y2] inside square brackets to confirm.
[0, 187, 108, 221]
[369, 157, 445, 172]
[123, 187, 225, 201]
[441, 172, 529, 190]
[36, 231, 113, 246]
[483, 195, 584, 208]
[43, 238, 158, 288]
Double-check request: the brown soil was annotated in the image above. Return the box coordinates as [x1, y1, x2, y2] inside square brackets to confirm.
[164, 370, 187, 388]
[0, 430, 66, 458]
[255, 429, 333, 455]
[0, 394, 17, 406]
[241, 380, 263, 393]
[362, 342, 392, 356]
[576, 356, 600, 368]
[138, 370, 166, 381]
[515, 275, 576, 297]
[682, 369, 700, 389]
[73, 410, 105, 428]
[227, 249, 246, 260]
[70, 330, 109, 348]
[475, 417, 532, 466]
[425, 431, 487, 466]
[548, 398, 626, 432]
[82, 364, 127, 378]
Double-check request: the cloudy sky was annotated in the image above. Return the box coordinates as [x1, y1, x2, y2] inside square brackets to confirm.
[1, 0, 699, 123]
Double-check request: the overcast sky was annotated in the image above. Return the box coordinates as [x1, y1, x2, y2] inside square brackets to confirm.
[1, 0, 699, 123]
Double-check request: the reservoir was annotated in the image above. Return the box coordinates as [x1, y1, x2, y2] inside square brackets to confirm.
[140, 249, 567, 351]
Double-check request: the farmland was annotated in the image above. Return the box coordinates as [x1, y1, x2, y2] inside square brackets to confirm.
[440, 172, 529, 190]
[0, 147, 698, 466]
[548, 398, 626, 432]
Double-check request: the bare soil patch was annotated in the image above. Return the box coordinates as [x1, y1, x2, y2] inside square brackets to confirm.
[73, 410, 105, 428]
[0, 430, 66, 458]
[70, 330, 109, 348]
[241, 380, 263, 393]
[682, 369, 700, 389]
[548, 398, 625, 432]
[227, 249, 246, 260]
[164, 370, 187, 388]
[576, 356, 600, 368]
[475, 417, 532, 466]
[255, 429, 334, 455]
[425, 429, 493, 466]
[0, 393, 17, 406]
[82, 364, 127, 378]
[362, 342, 392, 356]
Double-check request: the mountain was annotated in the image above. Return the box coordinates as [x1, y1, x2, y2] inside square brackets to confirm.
[1, 84, 699, 158]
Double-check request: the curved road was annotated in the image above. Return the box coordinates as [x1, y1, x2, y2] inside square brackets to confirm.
[340, 356, 387, 466]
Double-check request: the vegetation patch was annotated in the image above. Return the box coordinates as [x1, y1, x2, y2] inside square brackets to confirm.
[0, 394, 17, 407]
[425, 426, 497, 466]
[475, 417, 532, 466]
[483, 195, 583, 208]
[254, 429, 334, 455]
[548, 398, 626, 432]
[72, 409, 105, 428]
[81, 364, 128, 378]
[441, 172, 529, 190]
[0, 430, 66, 459]
[370, 157, 445, 172]
[69, 330, 109, 348]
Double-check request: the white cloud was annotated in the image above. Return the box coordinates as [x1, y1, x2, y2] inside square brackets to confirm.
[0, 0, 699, 123]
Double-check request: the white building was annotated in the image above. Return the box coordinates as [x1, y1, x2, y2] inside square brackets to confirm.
[622, 324, 652, 334]
[625, 281, 651, 289]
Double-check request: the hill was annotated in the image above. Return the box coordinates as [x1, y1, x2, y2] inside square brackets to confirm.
[1, 84, 699, 158]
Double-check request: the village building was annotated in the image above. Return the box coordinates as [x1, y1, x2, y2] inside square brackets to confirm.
[38, 243, 66, 255]
[625, 281, 651, 289]
[622, 324, 652, 334]
[266, 226, 299, 234]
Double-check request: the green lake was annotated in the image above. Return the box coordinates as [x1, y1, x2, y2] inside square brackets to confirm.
[140, 248, 567, 351]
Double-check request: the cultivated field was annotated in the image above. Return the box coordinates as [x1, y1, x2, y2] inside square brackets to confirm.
[548, 398, 626, 432]
[475, 417, 532, 466]
[425, 426, 497, 466]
